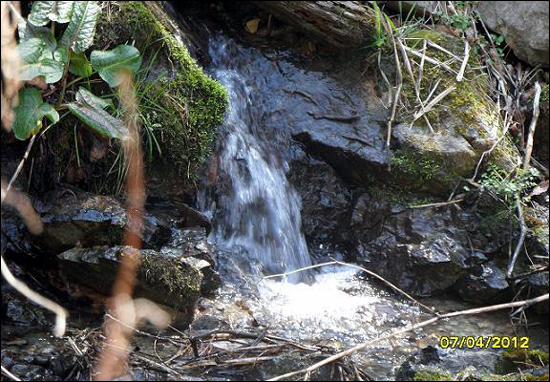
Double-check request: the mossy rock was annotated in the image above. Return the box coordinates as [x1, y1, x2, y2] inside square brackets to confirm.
[413, 367, 453, 381]
[495, 348, 549, 375]
[413, 365, 549, 381]
[386, 29, 520, 195]
[96, 2, 227, 181]
[58, 245, 203, 325]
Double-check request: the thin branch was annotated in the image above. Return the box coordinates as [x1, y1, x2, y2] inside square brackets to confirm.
[522, 82, 541, 169]
[424, 78, 441, 105]
[2, 135, 36, 204]
[267, 293, 549, 381]
[0, 256, 67, 337]
[507, 195, 527, 278]
[456, 40, 470, 82]
[412, 86, 455, 122]
[385, 18, 402, 167]
[402, 45, 458, 76]
[417, 39, 427, 95]
[1, 365, 21, 382]
[407, 198, 464, 210]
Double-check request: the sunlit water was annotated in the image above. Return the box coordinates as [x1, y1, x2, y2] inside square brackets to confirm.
[199, 35, 548, 378]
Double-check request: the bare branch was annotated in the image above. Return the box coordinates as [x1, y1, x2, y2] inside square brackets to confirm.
[522, 82, 541, 169]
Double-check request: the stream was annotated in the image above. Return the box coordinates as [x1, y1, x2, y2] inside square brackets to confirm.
[194, 33, 549, 378]
[1, 5, 548, 381]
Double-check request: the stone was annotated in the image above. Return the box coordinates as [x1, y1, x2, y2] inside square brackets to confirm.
[477, 1, 549, 67]
[288, 156, 353, 258]
[57, 246, 208, 325]
[453, 261, 509, 303]
[31, 189, 171, 254]
[351, 193, 470, 296]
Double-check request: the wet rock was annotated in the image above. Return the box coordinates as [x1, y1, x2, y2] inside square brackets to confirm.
[477, 1, 549, 67]
[292, 121, 388, 186]
[31, 190, 171, 254]
[57, 246, 206, 325]
[526, 272, 549, 315]
[397, 346, 441, 381]
[288, 156, 353, 257]
[163, 228, 221, 294]
[397, 346, 502, 381]
[190, 314, 227, 331]
[453, 261, 509, 303]
[351, 193, 469, 296]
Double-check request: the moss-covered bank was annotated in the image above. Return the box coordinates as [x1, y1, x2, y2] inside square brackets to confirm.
[96, 2, 227, 181]
[382, 29, 520, 195]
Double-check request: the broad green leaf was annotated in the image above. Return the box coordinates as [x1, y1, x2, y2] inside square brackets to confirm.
[68, 89, 127, 140]
[90, 45, 142, 87]
[60, 1, 100, 54]
[28, 1, 75, 26]
[16, 38, 47, 63]
[54, 47, 69, 64]
[69, 52, 92, 77]
[48, 1, 75, 23]
[75, 87, 113, 109]
[13, 87, 59, 140]
[28, 1, 55, 26]
[18, 23, 57, 54]
[20, 58, 64, 83]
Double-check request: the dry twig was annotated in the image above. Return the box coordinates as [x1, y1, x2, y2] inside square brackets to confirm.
[506, 195, 527, 278]
[522, 82, 541, 169]
[456, 40, 470, 82]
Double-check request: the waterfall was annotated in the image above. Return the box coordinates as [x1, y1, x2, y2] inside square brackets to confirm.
[203, 36, 312, 283]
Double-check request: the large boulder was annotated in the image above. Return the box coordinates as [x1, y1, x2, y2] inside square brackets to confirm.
[477, 1, 549, 68]
[57, 245, 215, 325]
[350, 193, 471, 296]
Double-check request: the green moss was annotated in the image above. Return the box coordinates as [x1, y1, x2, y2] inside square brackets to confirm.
[139, 251, 201, 309]
[418, 365, 549, 381]
[96, 2, 227, 180]
[496, 348, 549, 374]
[390, 149, 455, 192]
[413, 368, 452, 381]
[541, 84, 549, 105]
[388, 28, 520, 194]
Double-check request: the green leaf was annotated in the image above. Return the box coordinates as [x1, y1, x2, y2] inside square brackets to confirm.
[60, 1, 101, 54]
[13, 87, 59, 140]
[28, 1, 75, 26]
[28, 1, 55, 26]
[16, 38, 47, 63]
[68, 88, 127, 140]
[48, 1, 75, 23]
[90, 45, 142, 87]
[20, 58, 64, 83]
[54, 47, 69, 63]
[18, 23, 57, 53]
[75, 87, 113, 109]
[69, 52, 92, 77]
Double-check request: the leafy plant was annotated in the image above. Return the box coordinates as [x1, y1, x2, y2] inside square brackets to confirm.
[12, 1, 142, 141]
[445, 13, 470, 31]
[479, 163, 540, 200]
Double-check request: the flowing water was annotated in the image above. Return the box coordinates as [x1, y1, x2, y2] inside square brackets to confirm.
[198, 34, 549, 379]
[203, 37, 312, 283]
